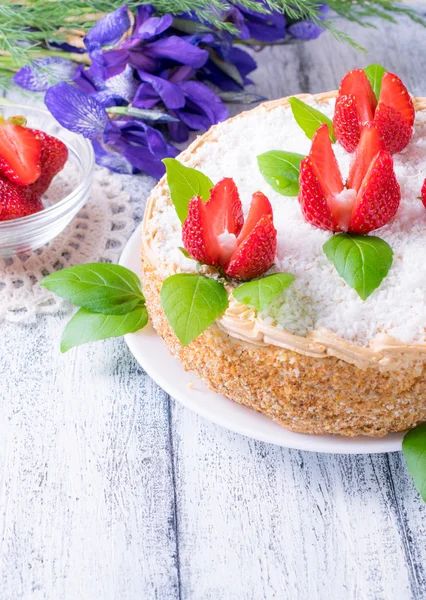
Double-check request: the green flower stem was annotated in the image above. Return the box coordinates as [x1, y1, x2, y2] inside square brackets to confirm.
[0, 48, 90, 67]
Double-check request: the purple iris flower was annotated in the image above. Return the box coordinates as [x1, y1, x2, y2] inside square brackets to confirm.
[288, 20, 324, 40]
[45, 82, 108, 139]
[228, 2, 287, 42]
[103, 119, 178, 178]
[133, 66, 229, 142]
[73, 63, 139, 106]
[288, 4, 328, 41]
[44, 81, 176, 177]
[85, 3, 208, 80]
[84, 5, 131, 52]
[13, 57, 77, 92]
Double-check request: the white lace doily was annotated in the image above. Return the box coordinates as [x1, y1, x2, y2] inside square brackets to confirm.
[0, 167, 148, 323]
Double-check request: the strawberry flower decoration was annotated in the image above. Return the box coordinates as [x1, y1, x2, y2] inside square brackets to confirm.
[299, 123, 401, 234]
[182, 178, 277, 281]
[333, 69, 415, 154]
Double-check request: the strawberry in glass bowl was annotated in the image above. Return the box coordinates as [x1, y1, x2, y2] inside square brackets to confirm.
[0, 102, 94, 257]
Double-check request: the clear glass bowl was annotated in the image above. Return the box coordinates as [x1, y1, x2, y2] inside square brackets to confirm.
[0, 102, 94, 257]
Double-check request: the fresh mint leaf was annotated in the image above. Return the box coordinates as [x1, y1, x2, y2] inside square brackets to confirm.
[233, 273, 295, 311]
[60, 305, 148, 353]
[288, 97, 335, 142]
[364, 64, 386, 100]
[160, 273, 228, 346]
[163, 158, 213, 223]
[41, 263, 144, 315]
[403, 423, 426, 502]
[257, 150, 304, 196]
[323, 233, 393, 300]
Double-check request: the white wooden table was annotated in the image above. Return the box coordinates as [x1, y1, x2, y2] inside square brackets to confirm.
[2, 13, 426, 600]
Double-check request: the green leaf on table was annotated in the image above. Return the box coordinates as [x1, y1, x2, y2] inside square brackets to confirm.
[163, 158, 214, 223]
[60, 305, 148, 353]
[41, 263, 144, 315]
[160, 273, 228, 346]
[364, 63, 386, 100]
[257, 150, 304, 196]
[323, 233, 393, 300]
[233, 273, 295, 311]
[288, 97, 336, 142]
[403, 423, 426, 502]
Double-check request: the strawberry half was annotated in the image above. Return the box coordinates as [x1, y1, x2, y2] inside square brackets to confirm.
[373, 72, 415, 154]
[0, 121, 42, 186]
[0, 176, 43, 221]
[349, 151, 400, 234]
[333, 70, 377, 153]
[333, 69, 414, 154]
[298, 124, 343, 231]
[225, 215, 276, 281]
[298, 124, 401, 233]
[29, 130, 68, 196]
[182, 179, 276, 281]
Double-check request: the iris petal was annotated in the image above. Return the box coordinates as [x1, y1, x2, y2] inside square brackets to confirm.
[45, 83, 108, 139]
[84, 5, 131, 51]
[14, 57, 77, 92]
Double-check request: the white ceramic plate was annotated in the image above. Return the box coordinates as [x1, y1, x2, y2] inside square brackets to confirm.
[120, 224, 403, 454]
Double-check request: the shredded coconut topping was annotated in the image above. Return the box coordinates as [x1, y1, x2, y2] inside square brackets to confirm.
[147, 98, 426, 346]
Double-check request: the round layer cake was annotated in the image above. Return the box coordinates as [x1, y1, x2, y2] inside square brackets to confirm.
[141, 90, 426, 437]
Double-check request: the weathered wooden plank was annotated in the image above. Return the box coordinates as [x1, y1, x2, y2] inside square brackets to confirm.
[172, 404, 420, 600]
[0, 319, 179, 600]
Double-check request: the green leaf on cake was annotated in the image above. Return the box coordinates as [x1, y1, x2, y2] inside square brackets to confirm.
[60, 305, 148, 353]
[364, 63, 386, 100]
[233, 273, 295, 311]
[41, 263, 145, 315]
[257, 150, 304, 196]
[403, 423, 426, 503]
[163, 158, 214, 223]
[323, 233, 393, 300]
[288, 97, 336, 143]
[161, 273, 228, 346]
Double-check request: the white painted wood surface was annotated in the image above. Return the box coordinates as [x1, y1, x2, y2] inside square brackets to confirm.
[2, 11, 426, 600]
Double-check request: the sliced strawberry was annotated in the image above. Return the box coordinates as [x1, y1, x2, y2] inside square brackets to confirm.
[373, 72, 414, 153]
[333, 70, 376, 153]
[0, 122, 42, 186]
[225, 215, 277, 281]
[0, 176, 43, 221]
[29, 130, 68, 196]
[310, 124, 343, 195]
[182, 195, 221, 265]
[333, 95, 361, 153]
[349, 151, 401, 234]
[298, 157, 340, 231]
[379, 72, 415, 124]
[333, 95, 364, 153]
[339, 69, 377, 121]
[373, 103, 413, 154]
[237, 191, 272, 244]
[182, 178, 277, 280]
[347, 123, 385, 191]
[421, 179, 426, 209]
